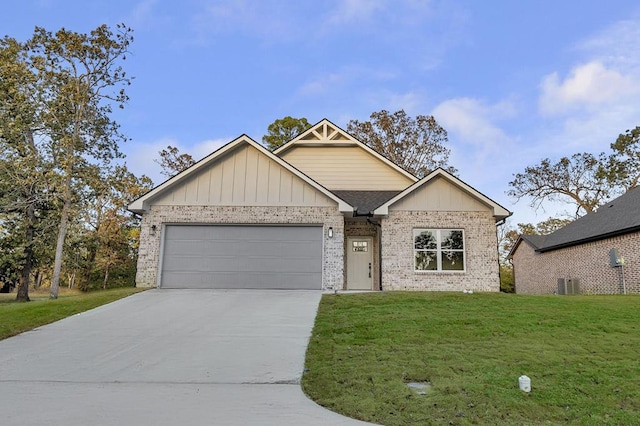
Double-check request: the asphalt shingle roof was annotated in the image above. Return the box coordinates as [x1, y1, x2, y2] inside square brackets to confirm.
[519, 234, 548, 249]
[332, 190, 402, 216]
[531, 186, 640, 252]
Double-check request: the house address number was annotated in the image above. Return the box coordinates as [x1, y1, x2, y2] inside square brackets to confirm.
[352, 241, 368, 252]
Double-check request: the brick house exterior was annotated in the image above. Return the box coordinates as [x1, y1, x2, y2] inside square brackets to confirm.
[381, 211, 500, 291]
[510, 187, 640, 295]
[137, 205, 345, 290]
[130, 119, 510, 291]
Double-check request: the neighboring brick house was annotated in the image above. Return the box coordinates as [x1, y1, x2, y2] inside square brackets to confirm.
[509, 187, 640, 295]
[129, 119, 510, 291]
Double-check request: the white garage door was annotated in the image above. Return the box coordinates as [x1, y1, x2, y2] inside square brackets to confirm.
[160, 225, 323, 289]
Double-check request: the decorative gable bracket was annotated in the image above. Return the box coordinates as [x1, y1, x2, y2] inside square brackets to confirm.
[298, 121, 353, 143]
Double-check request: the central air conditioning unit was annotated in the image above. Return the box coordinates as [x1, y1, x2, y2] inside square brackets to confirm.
[557, 278, 580, 295]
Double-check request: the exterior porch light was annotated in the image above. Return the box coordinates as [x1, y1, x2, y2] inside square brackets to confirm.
[328, 227, 333, 238]
[151, 225, 157, 235]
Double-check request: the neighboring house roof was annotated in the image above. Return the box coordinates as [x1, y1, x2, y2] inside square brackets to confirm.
[332, 190, 402, 216]
[520, 234, 547, 249]
[128, 134, 354, 214]
[372, 168, 511, 222]
[274, 119, 418, 184]
[507, 234, 547, 260]
[526, 186, 640, 253]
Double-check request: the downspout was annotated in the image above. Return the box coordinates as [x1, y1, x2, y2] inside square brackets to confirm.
[367, 217, 383, 291]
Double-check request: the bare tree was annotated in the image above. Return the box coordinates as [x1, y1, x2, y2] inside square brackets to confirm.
[507, 152, 613, 217]
[347, 109, 456, 178]
[155, 145, 195, 177]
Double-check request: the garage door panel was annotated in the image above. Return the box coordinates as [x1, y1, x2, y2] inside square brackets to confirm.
[163, 256, 239, 272]
[164, 256, 312, 274]
[160, 225, 322, 289]
[243, 257, 321, 273]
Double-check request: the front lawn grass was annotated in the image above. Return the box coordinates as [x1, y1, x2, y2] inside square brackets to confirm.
[0, 287, 145, 340]
[303, 292, 640, 425]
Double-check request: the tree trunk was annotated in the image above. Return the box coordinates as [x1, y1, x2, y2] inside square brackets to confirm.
[16, 201, 35, 302]
[103, 265, 109, 289]
[16, 129, 38, 302]
[35, 270, 43, 288]
[82, 244, 98, 290]
[50, 175, 72, 299]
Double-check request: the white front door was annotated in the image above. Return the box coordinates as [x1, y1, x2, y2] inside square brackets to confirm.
[346, 237, 373, 290]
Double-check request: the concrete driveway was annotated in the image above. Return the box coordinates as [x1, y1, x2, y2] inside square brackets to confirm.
[0, 289, 373, 425]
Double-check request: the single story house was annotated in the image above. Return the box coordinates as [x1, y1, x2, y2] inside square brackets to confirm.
[509, 186, 640, 295]
[129, 119, 510, 291]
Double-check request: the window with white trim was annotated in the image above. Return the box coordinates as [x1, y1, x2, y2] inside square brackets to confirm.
[414, 229, 465, 272]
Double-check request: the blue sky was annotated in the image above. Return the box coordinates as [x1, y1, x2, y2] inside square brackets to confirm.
[3, 0, 640, 224]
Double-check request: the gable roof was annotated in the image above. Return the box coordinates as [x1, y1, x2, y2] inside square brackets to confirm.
[332, 190, 402, 216]
[128, 135, 353, 214]
[528, 186, 640, 253]
[372, 168, 511, 221]
[274, 119, 418, 183]
[520, 234, 547, 249]
[506, 234, 547, 260]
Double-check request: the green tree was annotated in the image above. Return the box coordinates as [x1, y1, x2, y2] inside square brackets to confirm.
[346, 109, 456, 178]
[497, 217, 572, 293]
[0, 36, 59, 301]
[69, 164, 151, 290]
[155, 145, 195, 177]
[86, 165, 151, 289]
[15, 24, 135, 299]
[262, 116, 311, 151]
[499, 264, 514, 293]
[507, 152, 612, 217]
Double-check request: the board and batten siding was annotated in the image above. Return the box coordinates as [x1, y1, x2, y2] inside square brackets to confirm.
[390, 177, 491, 212]
[280, 146, 414, 191]
[150, 144, 335, 207]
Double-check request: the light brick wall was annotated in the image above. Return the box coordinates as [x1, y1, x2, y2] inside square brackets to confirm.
[513, 231, 640, 295]
[344, 219, 380, 290]
[380, 211, 500, 291]
[136, 205, 344, 290]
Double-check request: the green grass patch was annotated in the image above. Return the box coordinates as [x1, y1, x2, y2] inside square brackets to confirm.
[303, 292, 640, 425]
[0, 287, 146, 340]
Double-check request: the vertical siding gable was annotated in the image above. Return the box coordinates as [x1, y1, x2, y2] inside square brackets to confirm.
[390, 176, 490, 212]
[149, 144, 335, 207]
[280, 145, 414, 190]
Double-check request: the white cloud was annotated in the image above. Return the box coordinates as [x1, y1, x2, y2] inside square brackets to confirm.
[532, 16, 640, 155]
[579, 18, 640, 70]
[385, 91, 425, 115]
[539, 61, 638, 116]
[191, 0, 438, 45]
[191, 0, 297, 43]
[431, 97, 518, 198]
[298, 73, 344, 96]
[190, 138, 229, 160]
[432, 97, 514, 147]
[128, 0, 158, 29]
[296, 66, 396, 97]
[325, 0, 388, 25]
[121, 137, 173, 185]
